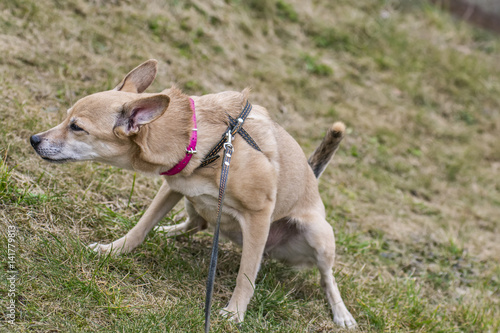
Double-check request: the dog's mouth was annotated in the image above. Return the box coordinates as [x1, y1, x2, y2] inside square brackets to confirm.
[33, 147, 76, 163]
[41, 156, 76, 164]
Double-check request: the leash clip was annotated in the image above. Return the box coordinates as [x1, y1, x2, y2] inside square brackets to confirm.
[223, 130, 234, 151]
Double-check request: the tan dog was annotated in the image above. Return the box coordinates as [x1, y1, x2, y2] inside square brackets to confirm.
[30, 60, 357, 328]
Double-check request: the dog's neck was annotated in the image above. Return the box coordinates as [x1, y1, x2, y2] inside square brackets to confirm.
[129, 88, 193, 175]
[160, 98, 197, 176]
[175, 91, 251, 177]
[130, 88, 249, 177]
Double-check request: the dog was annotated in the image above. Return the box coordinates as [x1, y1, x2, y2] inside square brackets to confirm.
[30, 59, 357, 328]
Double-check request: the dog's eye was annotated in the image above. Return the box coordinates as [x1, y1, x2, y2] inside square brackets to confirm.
[70, 123, 84, 132]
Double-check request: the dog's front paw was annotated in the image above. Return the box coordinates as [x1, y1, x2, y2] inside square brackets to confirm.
[334, 310, 357, 329]
[87, 235, 134, 255]
[219, 307, 244, 323]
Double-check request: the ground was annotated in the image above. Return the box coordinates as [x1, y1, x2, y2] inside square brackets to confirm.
[0, 0, 499, 332]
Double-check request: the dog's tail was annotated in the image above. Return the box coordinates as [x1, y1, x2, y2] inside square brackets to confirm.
[308, 122, 345, 179]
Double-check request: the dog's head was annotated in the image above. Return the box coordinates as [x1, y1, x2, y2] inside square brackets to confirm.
[30, 60, 189, 173]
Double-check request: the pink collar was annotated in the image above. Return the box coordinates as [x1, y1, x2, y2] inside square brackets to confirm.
[160, 98, 197, 176]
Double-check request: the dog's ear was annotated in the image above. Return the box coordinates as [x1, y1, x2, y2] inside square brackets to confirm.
[114, 95, 170, 137]
[114, 59, 158, 93]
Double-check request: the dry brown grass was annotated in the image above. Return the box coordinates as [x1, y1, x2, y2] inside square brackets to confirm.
[1, 0, 499, 332]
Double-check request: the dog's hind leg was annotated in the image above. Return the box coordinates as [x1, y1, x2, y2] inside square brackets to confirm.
[303, 215, 357, 329]
[89, 181, 183, 255]
[155, 198, 207, 236]
[268, 214, 357, 328]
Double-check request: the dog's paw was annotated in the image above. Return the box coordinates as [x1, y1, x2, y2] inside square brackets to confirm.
[219, 307, 244, 323]
[154, 224, 188, 237]
[334, 311, 357, 329]
[154, 225, 175, 234]
[87, 242, 116, 255]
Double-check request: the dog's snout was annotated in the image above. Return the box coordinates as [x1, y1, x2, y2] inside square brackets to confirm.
[30, 135, 41, 149]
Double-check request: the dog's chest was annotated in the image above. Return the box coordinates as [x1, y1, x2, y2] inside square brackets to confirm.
[167, 173, 215, 198]
[167, 175, 242, 227]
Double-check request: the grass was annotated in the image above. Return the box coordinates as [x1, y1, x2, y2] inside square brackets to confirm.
[1, 0, 500, 331]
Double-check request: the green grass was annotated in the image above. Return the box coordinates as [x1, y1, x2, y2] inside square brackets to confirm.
[1, 0, 500, 331]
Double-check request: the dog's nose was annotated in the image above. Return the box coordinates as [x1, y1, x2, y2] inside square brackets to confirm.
[30, 135, 41, 149]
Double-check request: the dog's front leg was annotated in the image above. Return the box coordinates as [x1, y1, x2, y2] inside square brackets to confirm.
[221, 207, 273, 323]
[88, 181, 183, 255]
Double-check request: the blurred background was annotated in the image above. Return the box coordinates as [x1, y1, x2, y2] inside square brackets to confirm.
[0, 0, 499, 332]
[434, 0, 500, 33]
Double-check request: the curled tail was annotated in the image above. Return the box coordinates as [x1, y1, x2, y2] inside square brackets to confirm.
[308, 122, 345, 178]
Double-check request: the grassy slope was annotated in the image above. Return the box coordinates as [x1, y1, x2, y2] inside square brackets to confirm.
[1, 0, 499, 331]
